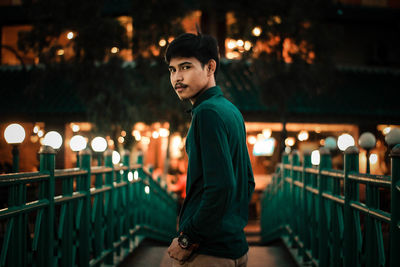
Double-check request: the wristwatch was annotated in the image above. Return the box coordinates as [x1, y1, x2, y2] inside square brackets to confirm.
[178, 233, 198, 250]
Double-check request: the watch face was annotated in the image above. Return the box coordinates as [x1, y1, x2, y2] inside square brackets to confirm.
[179, 235, 190, 248]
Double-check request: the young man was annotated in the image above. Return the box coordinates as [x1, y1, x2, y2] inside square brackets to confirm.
[165, 33, 255, 267]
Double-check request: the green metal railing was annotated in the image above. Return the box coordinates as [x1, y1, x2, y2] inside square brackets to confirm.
[0, 146, 177, 267]
[261, 144, 400, 267]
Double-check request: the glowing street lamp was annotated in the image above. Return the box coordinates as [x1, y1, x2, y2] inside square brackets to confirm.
[4, 123, 26, 172]
[43, 131, 63, 150]
[324, 136, 337, 151]
[358, 132, 376, 173]
[337, 133, 355, 152]
[385, 128, 400, 147]
[91, 137, 107, 165]
[70, 135, 87, 167]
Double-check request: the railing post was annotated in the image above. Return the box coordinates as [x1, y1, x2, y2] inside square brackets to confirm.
[343, 146, 359, 267]
[302, 151, 312, 257]
[282, 153, 290, 227]
[78, 148, 91, 267]
[318, 147, 331, 266]
[390, 144, 400, 267]
[121, 149, 131, 250]
[104, 149, 115, 264]
[39, 145, 56, 267]
[290, 151, 300, 244]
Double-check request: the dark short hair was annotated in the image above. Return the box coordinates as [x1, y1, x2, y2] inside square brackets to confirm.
[164, 33, 220, 77]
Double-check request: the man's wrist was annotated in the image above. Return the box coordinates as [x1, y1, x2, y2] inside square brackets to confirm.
[178, 232, 199, 250]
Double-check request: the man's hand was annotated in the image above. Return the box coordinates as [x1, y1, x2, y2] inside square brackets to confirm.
[167, 238, 193, 264]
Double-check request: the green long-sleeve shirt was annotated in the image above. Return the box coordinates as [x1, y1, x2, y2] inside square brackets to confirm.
[179, 86, 255, 259]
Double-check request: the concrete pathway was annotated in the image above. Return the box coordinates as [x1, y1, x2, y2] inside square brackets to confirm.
[118, 221, 298, 267]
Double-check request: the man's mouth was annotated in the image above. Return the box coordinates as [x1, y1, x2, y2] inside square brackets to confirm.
[175, 84, 187, 92]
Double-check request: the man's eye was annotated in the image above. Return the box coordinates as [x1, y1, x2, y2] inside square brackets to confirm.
[182, 65, 190, 70]
[169, 68, 175, 73]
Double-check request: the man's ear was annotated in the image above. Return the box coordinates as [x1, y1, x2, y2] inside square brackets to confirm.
[207, 59, 217, 76]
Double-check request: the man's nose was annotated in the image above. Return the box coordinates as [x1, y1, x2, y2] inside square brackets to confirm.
[175, 71, 183, 82]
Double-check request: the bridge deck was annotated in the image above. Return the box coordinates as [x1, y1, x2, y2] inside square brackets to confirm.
[118, 221, 298, 267]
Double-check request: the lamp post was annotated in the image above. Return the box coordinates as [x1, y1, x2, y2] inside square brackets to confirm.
[358, 132, 376, 174]
[70, 135, 87, 167]
[91, 137, 107, 166]
[4, 123, 26, 172]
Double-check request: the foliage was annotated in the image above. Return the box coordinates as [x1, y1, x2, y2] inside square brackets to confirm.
[227, 0, 336, 113]
[18, 0, 129, 64]
[16, 0, 191, 147]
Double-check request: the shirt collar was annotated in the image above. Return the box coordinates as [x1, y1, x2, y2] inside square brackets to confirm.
[192, 86, 223, 110]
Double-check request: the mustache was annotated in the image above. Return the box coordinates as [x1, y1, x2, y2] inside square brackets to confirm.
[175, 83, 187, 89]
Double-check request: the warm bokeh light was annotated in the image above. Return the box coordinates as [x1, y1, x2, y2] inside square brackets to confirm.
[111, 47, 119, 54]
[369, 153, 378, 164]
[236, 39, 244, 47]
[121, 130, 127, 137]
[247, 136, 257, 145]
[57, 49, 65, 56]
[38, 130, 44, 138]
[244, 41, 252, 51]
[298, 131, 309, 141]
[4, 123, 26, 144]
[112, 151, 121, 165]
[141, 136, 151, 145]
[227, 39, 236, 49]
[152, 131, 159, 139]
[253, 138, 275, 156]
[159, 39, 167, 47]
[70, 135, 87, 152]
[338, 134, 355, 151]
[43, 131, 63, 149]
[262, 129, 272, 139]
[133, 130, 141, 141]
[159, 128, 170, 138]
[91, 137, 107, 152]
[311, 150, 320, 166]
[285, 137, 295, 147]
[226, 52, 240, 59]
[33, 125, 39, 134]
[108, 139, 114, 147]
[252, 27, 262, 37]
[382, 126, 391, 135]
[71, 124, 80, 132]
[67, 32, 74, 40]
[118, 136, 124, 143]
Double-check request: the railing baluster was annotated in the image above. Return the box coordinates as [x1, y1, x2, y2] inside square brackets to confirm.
[318, 148, 331, 266]
[104, 149, 115, 264]
[39, 146, 56, 267]
[0, 145, 177, 266]
[78, 148, 91, 267]
[390, 144, 400, 267]
[343, 146, 360, 267]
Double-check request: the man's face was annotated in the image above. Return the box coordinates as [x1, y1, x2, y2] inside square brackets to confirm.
[168, 57, 209, 102]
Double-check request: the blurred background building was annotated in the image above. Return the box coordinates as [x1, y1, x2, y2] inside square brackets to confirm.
[0, 0, 399, 205]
